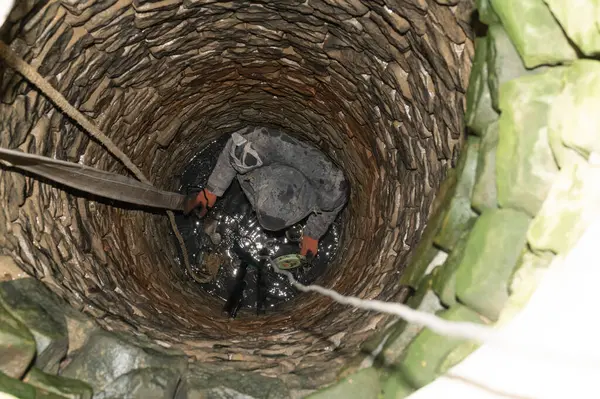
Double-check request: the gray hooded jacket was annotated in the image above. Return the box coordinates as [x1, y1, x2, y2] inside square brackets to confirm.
[206, 127, 348, 239]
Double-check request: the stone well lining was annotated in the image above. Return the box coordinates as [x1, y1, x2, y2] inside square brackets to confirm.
[0, 0, 472, 387]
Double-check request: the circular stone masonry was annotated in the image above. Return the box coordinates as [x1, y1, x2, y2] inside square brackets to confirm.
[0, 0, 473, 391]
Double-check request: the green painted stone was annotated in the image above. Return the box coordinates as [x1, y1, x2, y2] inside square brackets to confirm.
[0, 371, 66, 399]
[455, 208, 531, 321]
[543, 0, 600, 55]
[432, 231, 471, 307]
[486, 24, 534, 111]
[527, 160, 600, 254]
[433, 136, 479, 251]
[0, 279, 68, 374]
[496, 69, 565, 217]
[471, 121, 499, 213]
[381, 374, 414, 399]
[476, 0, 500, 25]
[174, 363, 290, 399]
[489, 0, 577, 68]
[61, 329, 187, 394]
[549, 60, 600, 159]
[399, 305, 486, 388]
[465, 37, 498, 136]
[0, 303, 36, 379]
[94, 368, 180, 399]
[382, 274, 443, 365]
[24, 367, 92, 399]
[306, 367, 380, 399]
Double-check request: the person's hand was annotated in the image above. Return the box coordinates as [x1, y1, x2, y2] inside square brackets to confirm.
[183, 189, 217, 217]
[300, 235, 318, 258]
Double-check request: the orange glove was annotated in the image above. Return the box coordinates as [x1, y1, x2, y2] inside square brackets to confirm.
[300, 235, 318, 258]
[183, 189, 217, 217]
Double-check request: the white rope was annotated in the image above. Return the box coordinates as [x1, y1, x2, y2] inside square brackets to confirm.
[269, 259, 600, 369]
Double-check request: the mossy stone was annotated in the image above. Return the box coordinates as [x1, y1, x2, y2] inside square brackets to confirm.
[455, 208, 531, 321]
[61, 329, 187, 394]
[0, 371, 37, 399]
[0, 302, 36, 379]
[306, 367, 381, 399]
[399, 165, 459, 288]
[24, 367, 92, 399]
[465, 37, 498, 136]
[0, 371, 66, 399]
[475, 0, 500, 25]
[527, 160, 600, 254]
[433, 136, 479, 251]
[498, 249, 554, 324]
[381, 373, 414, 399]
[486, 24, 534, 111]
[175, 363, 290, 399]
[549, 60, 600, 159]
[543, 0, 600, 56]
[381, 273, 444, 365]
[0, 278, 68, 374]
[471, 120, 499, 213]
[94, 368, 180, 399]
[496, 69, 565, 217]
[489, 0, 577, 68]
[399, 304, 486, 388]
[432, 230, 471, 307]
[439, 340, 481, 373]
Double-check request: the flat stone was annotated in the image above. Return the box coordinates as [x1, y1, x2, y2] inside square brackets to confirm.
[400, 304, 486, 388]
[24, 367, 93, 399]
[0, 255, 28, 281]
[486, 24, 535, 111]
[94, 367, 180, 399]
[432, 230, 470, 307]
[455, 208, 531, 321]
[306, 367, 380, 399]
[549, 60, 600, 159]
[496, 69, 564, 217]
[471, 121, 499, 213]
[61, 329, 187, 393]
[433, 136, 480, 251]
[490, 0, 577, 68]
[527, 160, 600, 254]
[174, 363, 290, 399]
[465, 37, 498, 136]
[321, 0, 369, 16]
[0, 301, 36, 379]
[0, 278, 68, 374]
[475, 0, 499, 25]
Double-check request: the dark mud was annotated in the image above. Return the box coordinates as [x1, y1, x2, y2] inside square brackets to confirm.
[173, 132, 342, 315]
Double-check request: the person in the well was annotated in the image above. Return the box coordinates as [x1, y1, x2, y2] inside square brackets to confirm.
[183, 126, 349, 258]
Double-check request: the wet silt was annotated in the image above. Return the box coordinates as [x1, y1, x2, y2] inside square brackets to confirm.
[173, 133, 342, 316]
